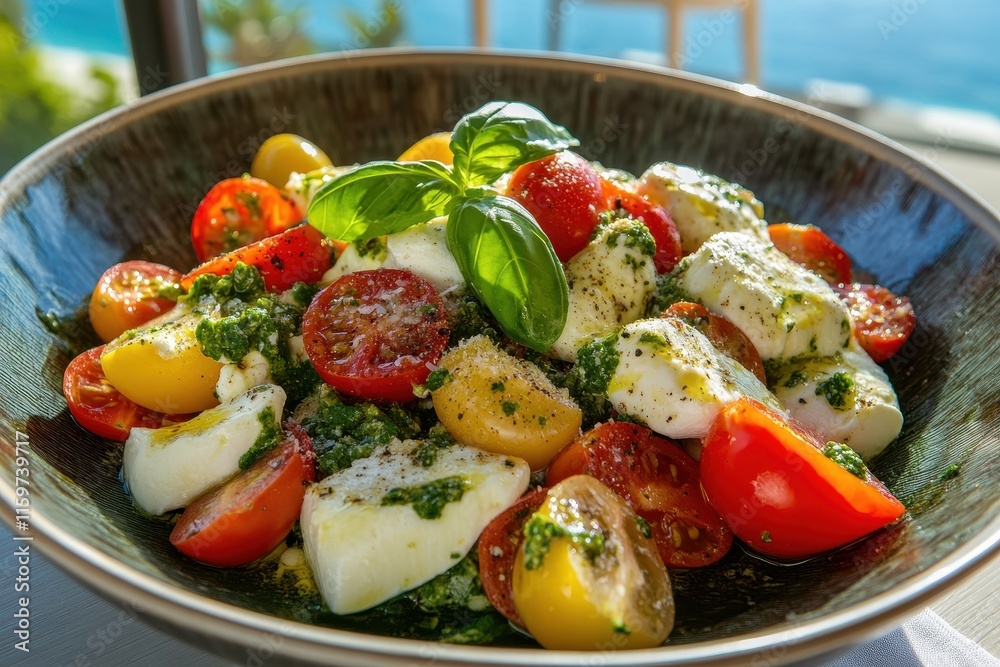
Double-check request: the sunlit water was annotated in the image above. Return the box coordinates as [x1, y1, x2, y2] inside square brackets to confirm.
[21, 0, 1000, 116]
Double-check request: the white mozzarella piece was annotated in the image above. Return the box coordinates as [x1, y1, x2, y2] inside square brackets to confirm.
[301, 440, 529, 614]
[770, 343, 903, 461]
[382, 217, 466, 292]
[677, 232, 852, 361]
[214, 351, 272, 404]
[318, 237, 386, 286]
[608, 318, 784, 439]
[122, 385, 286, 515]
[284, 165, 350, 211]
[638, 161, 769, 254]
[549, 218, 657, 362]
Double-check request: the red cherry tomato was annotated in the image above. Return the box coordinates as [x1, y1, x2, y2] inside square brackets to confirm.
[181, 224, 331, 293]
[546, 422, 733, 568]
[505, 151, 604, 262]
[301, 268, 449, 403]
[88, 260, 182, 343]
[191, 176, 303, 262]
[602, 179, 682, 273]
[662, 302, 767, 384]
[170, 421, 316, 567]
[477, 488, 548, 628]
[768, 223, 852, 285]
[700, 397, 905, 560]
[62, 346, 192, 441]
[834, 282, 916, 363]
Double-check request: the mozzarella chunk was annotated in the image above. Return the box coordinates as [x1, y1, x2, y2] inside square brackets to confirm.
[122, 385, 286, 515]
[770, 343, 902, 460]
[214, 351, 272, 403]
[318, 237, 386, 286]
[284, 165, 350, 211]
[382, 217, 465, 292]
[301, 440, 529, 614]
[677, 232, 852, 361]
[607, 318, 784, 439]
[549, 218, 657, 362]
[639, 161, 769, 253]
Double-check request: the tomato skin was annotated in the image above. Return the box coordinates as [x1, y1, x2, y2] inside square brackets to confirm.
[603, 179, 682, 273]
[505, 151, 604, 262]
[662, 302, 766, 383]
[191, 176, 303, 262]
[547, 422, 733, 568]
[181, 224, 331, 293]
[62, 346, 191, 441]
[834, 283, 915, 363]
[88, 261, 182, 343]
[700, 397, 905, 560]
[302, 268, 449, 403]
[477, 488, 548, 628]
[768, 223, 852, 285]
[169, 421, 316, 567]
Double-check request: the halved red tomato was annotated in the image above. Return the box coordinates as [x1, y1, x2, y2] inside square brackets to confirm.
[768, 223, 852, 285]
[547, 422, 733, 568]
[301, 268, 449, 403]
[191, 176, 303, 262]
[700, 397, 905, 559]
[834, 282, 915, 363]
[662, 302, 766, 383]
[602, 179, 682, 273]
[505, 151, 604, 262]
[477, 488, 548, 628]
[169, 421, 316, 567]
[62, 346, 191, 441]
[181, 224, 331, 293]
[88, 260, 182, 342]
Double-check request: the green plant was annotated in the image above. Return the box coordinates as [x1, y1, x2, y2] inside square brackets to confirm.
[0, 1, 121, 174]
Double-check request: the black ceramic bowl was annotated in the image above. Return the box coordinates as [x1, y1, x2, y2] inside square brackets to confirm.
[1, 50, 999, 666]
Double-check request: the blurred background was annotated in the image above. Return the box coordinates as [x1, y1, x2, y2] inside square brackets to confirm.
[2, 0, 1000, 178]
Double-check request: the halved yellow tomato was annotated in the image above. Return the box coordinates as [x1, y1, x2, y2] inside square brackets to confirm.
[431, 336, 582, 470]
[100, 305, 222, 414]
[251, 133, 332, 188]
[512, 475, 675, 650]
[398, 132, 453, 165]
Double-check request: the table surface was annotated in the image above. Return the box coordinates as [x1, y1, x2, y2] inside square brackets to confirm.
[3, 142, 1000, 666]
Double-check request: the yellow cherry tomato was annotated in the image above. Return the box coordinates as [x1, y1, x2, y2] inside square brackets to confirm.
[100, 305, 223, 414]
[398, 132, 453, 165]
[250, 133, 332, 188]
[513, 475, 675, 650]
[431, 336, 582, 470]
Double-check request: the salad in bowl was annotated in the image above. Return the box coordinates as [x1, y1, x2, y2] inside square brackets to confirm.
[62, 101, 915, 651]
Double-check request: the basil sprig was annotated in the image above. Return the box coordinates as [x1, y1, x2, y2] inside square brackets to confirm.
[307, 101, 578, 351]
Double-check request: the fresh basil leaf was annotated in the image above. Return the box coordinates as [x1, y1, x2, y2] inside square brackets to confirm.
[308, 160, 460, 241]
[450, 102, 579, 188]
[446, 195, 568, 351]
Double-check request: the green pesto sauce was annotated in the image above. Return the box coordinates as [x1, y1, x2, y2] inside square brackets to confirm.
[940, 462, 963, 481]
[638, 331, 668, 351]
[381, 475, 471, 520]
[815, 371, 854, 409]
[522, 513, 607, 571]
[353, 236, 387, 259]
[183, 261, 265, 304]
[783, 370, 808, 389]
[574, 331, 621, 396]
[647, 263, 693, 316]
[635, 516, 652, 539]
[298, 387, 422, 478]
[410, 424, 456, 468]
[424, 368, 451, 391]
[823, 442, 867, 479]
[442, 288, 503, 347]
[603, 217, 656, 257]
[501, 401, 518, 416]
[238, 406, 282, 469]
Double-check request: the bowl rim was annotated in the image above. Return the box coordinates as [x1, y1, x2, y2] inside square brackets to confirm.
[2, 47, 999, 666]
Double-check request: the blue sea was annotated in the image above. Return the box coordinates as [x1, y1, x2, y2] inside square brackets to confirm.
[22, 0, 1000, 117]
